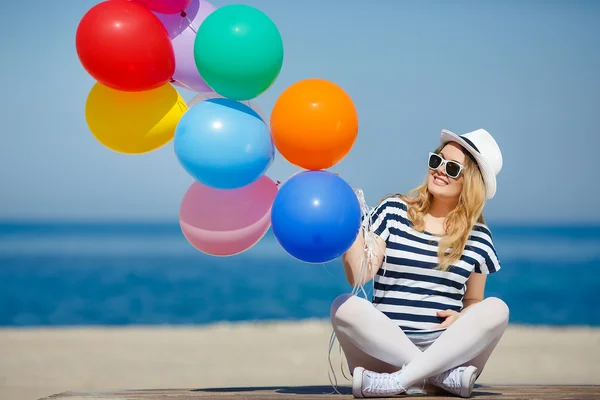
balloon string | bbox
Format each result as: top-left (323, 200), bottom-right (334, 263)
top-left (186, 15), bottom-right (198, 34)
top-left (327, 188), bottom-right (387, 394)
top-left (170, 78), bottom-right (196, 92)
top-left (176, 98), bottom-right (188, 113)
top-left (178, 12), bottom-right (185, 30)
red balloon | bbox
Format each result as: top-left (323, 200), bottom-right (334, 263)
top-left (76, 1), bottom-right (175, 92)
top-left (134, 0), bottom-right (191, 14)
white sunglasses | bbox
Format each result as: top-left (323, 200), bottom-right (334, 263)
top-left (428, 152), bottom-right (464, 179)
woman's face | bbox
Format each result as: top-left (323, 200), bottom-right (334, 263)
top-left (427, 142), bottom-right (466, 201)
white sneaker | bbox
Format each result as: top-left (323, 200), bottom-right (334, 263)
top-left (352, 367), bottom-right (406, 398)
top-left (427, 365), bottom-right (478, 398)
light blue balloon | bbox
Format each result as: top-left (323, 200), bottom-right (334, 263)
top-left (174, 98), bottom-right (274, 189)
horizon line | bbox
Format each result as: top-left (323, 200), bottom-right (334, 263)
top-left (0, 219), bottom-right (599, 229)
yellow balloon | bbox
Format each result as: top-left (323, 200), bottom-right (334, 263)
top-left (85, 83), bottom-right (188, 154)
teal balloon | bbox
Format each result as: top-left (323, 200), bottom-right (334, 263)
top-left (193, 4), bottom-right (283, 100)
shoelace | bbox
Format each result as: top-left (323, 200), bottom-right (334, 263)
top-left (363, 371), bottom-right (404, 394)
top-left (430, 367), bottom-right (464, 389)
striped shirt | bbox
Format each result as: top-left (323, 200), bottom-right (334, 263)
top-left (367, 196), bottom-right (501, 333)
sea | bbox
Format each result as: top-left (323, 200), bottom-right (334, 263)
top-left (0, 223), bottom-right (599, 327)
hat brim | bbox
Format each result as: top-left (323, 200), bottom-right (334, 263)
top-left (440, 129), bottom-right (496, 200)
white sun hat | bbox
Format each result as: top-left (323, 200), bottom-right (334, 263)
top-left (440, 128), bottom-right (503, 200)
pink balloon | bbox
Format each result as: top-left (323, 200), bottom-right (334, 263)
top-left (134, 0), bottom-right (191, 14)
top-left (179, 176), bottom-right (278, 256)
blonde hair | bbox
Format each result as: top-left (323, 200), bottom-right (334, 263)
top-left (386, 144), bottom-right (487, 271)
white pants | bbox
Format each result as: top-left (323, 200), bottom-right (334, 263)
top-left (330, 294), bottom-right (509, 388)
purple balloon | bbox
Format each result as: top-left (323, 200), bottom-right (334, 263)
top-left (155, 0), bottom-right (216, 92)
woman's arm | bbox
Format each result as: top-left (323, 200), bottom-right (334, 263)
top-left (341, 228), bottom-right (387, 287)
top-left (462, 272), bottom-right (487, 310)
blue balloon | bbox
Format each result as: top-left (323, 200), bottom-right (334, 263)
top-left (271, 171), bottom-right (361, 263)
top-left (174, 98), bottom-right (274, 189)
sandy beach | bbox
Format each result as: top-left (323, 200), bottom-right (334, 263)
top-left (1, 321), bottom-right (599, 400)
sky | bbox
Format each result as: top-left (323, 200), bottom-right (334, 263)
top-left (0, 0), bottom-right (599, 224)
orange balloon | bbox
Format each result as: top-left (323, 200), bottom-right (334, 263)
top-left (270, 78), bottom-right (358, 170)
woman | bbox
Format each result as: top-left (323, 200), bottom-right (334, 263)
top-left (330, 128), bottom-right (509, 398)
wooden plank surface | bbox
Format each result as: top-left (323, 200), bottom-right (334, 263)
top-left (41, 385), bottom-right (600, 400)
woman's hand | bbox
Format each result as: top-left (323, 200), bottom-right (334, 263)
top-left (433, 273), bottom-right (487, 328)
top-left (434, 272), bottom-right (487, 329)
top-left (341, 229), bottom-right (386, 287)
top-left (435, 309), bottom-right (461, 328)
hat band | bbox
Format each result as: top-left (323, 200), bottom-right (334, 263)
top-left (460, 136), bottom-right (480, 153)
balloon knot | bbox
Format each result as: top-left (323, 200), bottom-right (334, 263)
top-left (180, 11), bottom-right (187, 18)
top-left (276, 180), bottom-right (282, 186)
top-left (170, 78), bottom-right (176, 83)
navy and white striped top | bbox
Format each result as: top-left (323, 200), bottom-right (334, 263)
top-left (367, 196), bottom-right (501, 333)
